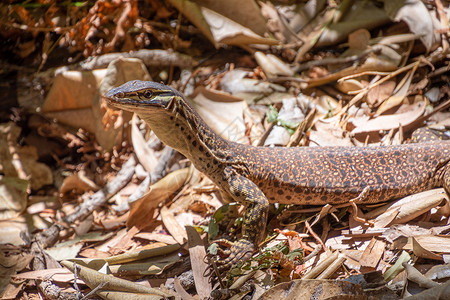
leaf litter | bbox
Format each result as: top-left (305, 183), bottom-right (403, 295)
top-left (0, 0), bottom-right (449, 299)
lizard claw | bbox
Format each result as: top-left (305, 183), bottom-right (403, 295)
top-left (212, 239), bottom-right (255, 270)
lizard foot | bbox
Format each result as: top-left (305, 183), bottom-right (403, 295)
top-left (210, 239), bottom-right (255, 270)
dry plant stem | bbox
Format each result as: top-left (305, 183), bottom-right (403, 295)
top-left (127, 175), bottom-right (150, 205)
top-left (302, 251), bottom-right (339, 279)
top-left (127, 147), bottom-right (176, 203)
top-left (336, 60), bottom-right (422, 117)
top-left (304, 220), bottom-right (328, 254)
top-left (294, 48), bottom-right (377, 72)
top-left (77, 49), bottom-right (197, 70)
top-left (149, 147), bottom-right (177, 184)
top-left (350, 187), bottom-right (374, 226)
top-left (283, 201), bottom-right (353, 215)
top-left (65, 155), bottom-right (136, 224)
top-left (0, 21), bottom-right (72, 33)
top-left (428, 65), bottom-right (450, 77)
top-left (316, 254), bottom-right (346, 279)
top-left (256, 122), bottom-right (275, 147)
top-left (82, 282), bottom-right (108, 300)
top-left (303, 245), bottom-right (323, 263)
top-left (404, 99), bottom-right (450, 134)
top-left (339, 71), bottom-right (392, 81)
top-left (39, 280), bottom-right (77, 300)
top-left (346, 60), bottom-right (421, 96)
top-left (287, 108), bottom-right (316, 147)
top-left (266, 77), bottom-right (307, 83)
top-left (402, 263), bottom-right (439, 288)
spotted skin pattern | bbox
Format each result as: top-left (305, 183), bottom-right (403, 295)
top-left (105, 81), bottom-right (450, 269)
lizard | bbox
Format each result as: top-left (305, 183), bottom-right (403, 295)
top-left (104, 80), bottom-right (450, 269)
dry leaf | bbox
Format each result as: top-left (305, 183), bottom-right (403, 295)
top-left (412, 236), bottom-right (445, 261)
top-left (2, 129), bottom-right (52, 189)
top-left (166, 0), bottom-right (216, 46)
top-left (414, 236), bottom-right (450, 255)
top-left (192, 86), bottom-right (247, 142)
top-left (348, 29), bottom-right (371, 50)
top-left (260, 279), bottom-right (365, 299)
top-left (383, 250), bottom-right (411, 281)
top-left (160, 206), bottom-right (188, 245)
top-left (131, 115), bottom-right (158, 172)
top-left (61, 260), bottom-right (173, 298)
top-left (127, 168), bottom-right (190, 229)
top-left (307, 54), bottom-right (398, 88)
top-left (194, 0), bottom-right (268, 36)
top-left (42, 70), bottom-right (107, 133)
top-left (317, 1), bottom-right (390, 47)
top-left (349, 101), bottom-right (426, 136)
top-left (60, 173), bottom-right (99, 195)
top-left (384, 1), bottom-right (438, 51)
top-left (45, 244), bottom-right (84, 261)
top-left (359, 238), bottom-right (386, 269)
top-left (366, 188), bottom-right (448, 225)
top-left (186, 225), bottom-right (211, 299)
top-left (201, 7), bottom-right (277, 46)
top-left (134, 232), bottom-right (178, 245)
top-left (13, 268), bottom-right (78, 283)
top-left (107, 251), bottom-right (180, 276)
top-left (0, 177), bottom-right (29, 221)
top-left (254, 51), bottom-right (294, 78)
top-left (367, 80), bottom-right (396, 107)
top-left (375, 63), bottom-right (419, 115)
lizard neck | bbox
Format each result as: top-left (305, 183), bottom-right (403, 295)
top-left (136, 96), bottom-right (236, 167)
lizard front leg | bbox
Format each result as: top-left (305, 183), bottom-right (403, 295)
top-left (212, 166), bottom-right (269, 269)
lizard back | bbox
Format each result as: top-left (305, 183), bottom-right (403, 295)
top-left (232, 141), bottom-right (450, 205)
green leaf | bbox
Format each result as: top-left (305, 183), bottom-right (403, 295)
top-left (286, 249), bottom-right (303, 261)
top-left (207, 243), bottom-right (219, 255)
top-left (266, 105), bottom-right (279, 123)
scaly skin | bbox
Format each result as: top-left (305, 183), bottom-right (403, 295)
top-left (104, 80), bottom-right (450, 269)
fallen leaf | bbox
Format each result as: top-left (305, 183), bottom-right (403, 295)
top-left (192, 86), bottom-right (247, 142)
top-left (131, 114), bottom-right (158, 172)
top-left (366, 188), bottom-right (448, 225)
top-left (186, 225), bottom-right (211, 299)
top-left (160, 206), bottom-right (188, 245)
top-left (349, 101), bottom-right (426, 136)
top-left (127, 168), bottom-right (191, 229)
top-left (367, 80), bottom-right (396, 107)
top-left (255, 51), bottom-right (294, 78)
top-left (260, 279), bottom-right (365, 299)
top-left (375, 62), bottom-right (419, 115)
top-left (412, 236), bottom-right (444, 261)
top-left (384, 1), bottom-right (438, 51)
top-left (61, 260), bottom-right (173, 298)
top-left (201, 6), bottom-right (277, 46)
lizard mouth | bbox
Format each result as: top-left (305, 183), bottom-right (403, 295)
top-left (103, 94), bottom-right (166, 112)
top-left (102, 95), bottom-right (156, 115)
top-left (104, 88), bottom-right (173, 111)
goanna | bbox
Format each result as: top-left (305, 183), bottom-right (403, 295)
top-left (104, 80), bottom-right (450, 269)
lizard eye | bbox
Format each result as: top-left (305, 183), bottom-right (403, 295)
top-left (143, 90), bottom-right (153, 98)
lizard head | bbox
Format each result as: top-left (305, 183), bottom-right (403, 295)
top-left (104, 80), bottom-right (180, 113)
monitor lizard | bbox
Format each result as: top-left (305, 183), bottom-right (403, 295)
top-left (104, 80), bottom-right (450, 269)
